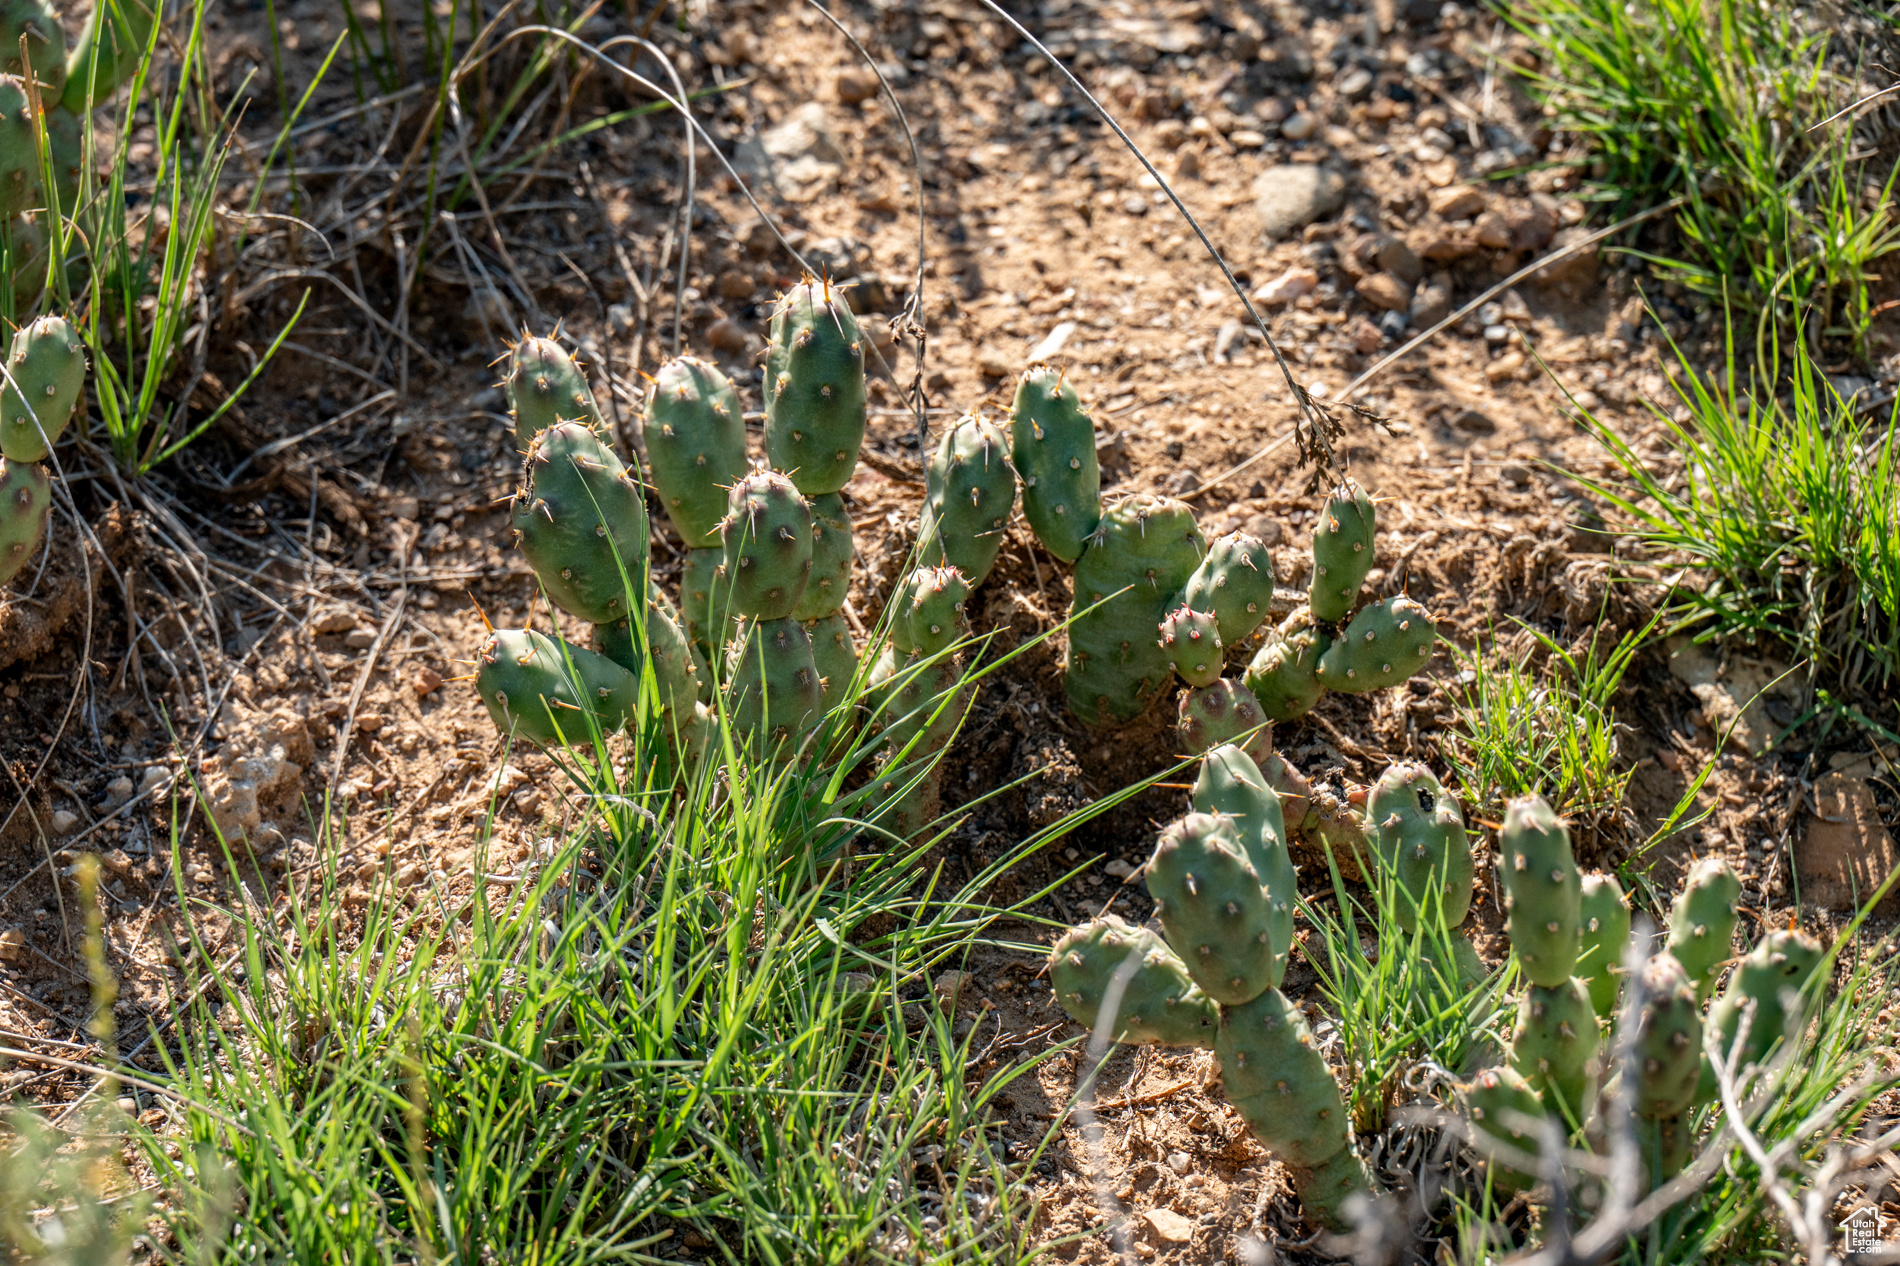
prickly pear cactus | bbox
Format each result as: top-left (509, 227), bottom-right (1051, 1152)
top-left (866, 750), bottom-right (941, 843)
top-left (1577, 872), bottom-right (1632, 1019)
top-left (1666, 856), bottom-right (1740, 1001)
top-left (868, 644), bottom-right (967, 760)
top-left (0, 0), bottom-right (66, 99)
top-left (1191, 745), bottom-right (1296, 984)
top-left (1309, 480), bottom-right (1376, 623)
top-left (1696, 928), bottom-right (1825, 1105)
top-left (1303, 784), bottom-right (1372, 883)
top-left (1313, 595), bottom-right (1435, 694)
top-left (1146, 812), bottom-right (1280, 1006)
top-left (1244, 610), bottom-right (1331, 722)
top-left (680, 546), bottom-right (729, 652)
top-left (791, 493), bottom-right (854, 621)
top-left (1158, 604), bottom-right (1223, 687)
top-left (1181, 531), bottom-right (1276, 646)
top-left (903, 564), bottom-right (971, 658)
top-left (1365, 762), bottom-right (1472, 933)
top-left (725, 615), bottom-right (823, 749)
top-left (0, 453), bottom-right (48, 585)
top-left (61, 0), bottom-right (158, 113)
top-left (1177, 679), bottom-right (1270, 761)
top-left (513, 422), bottom-right (649, 625)
top-left (718, 471), bottom-right (813, 622)
top-left (476, 628), bottom-right (638, 747)
top-left (762, 279), bottom-right (867, 496)
top-left (595, 596), bottom-right (703, 716)
top-left (506, 336), bottom-right (601, 451)
top-left (1048, 916), bottom-right (1218, 1048)
top-left (919, 414), bottom-right (1016, 587)
top-left (805, 612), bottom-right (858, 713)
top-left (1631, 952), bottom-right (1702, 1120)
top-left (0, 76), bottom-right (36, 218)
top-left (1498, 794), bottom-right (1582, 989)
top-left (1508, 975), bottom-right (1599, 1117)
top-left (1460, 1065), bottom-right (1545, 1194)
top-left (1065, 494), bottom-right (1205, 726)
top-left (0, 314), bottom-right (85, 463)
top-left (641, 354), bottom-right (747, 548)
top-left (1636, 1113), bottom-right (1692, 1187)
top-left (1009, 365), bottom-right (1100, 562)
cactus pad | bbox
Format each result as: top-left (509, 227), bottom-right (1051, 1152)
top-left (903, 565), bottom-right (972, 659)
top-left (1666, 856), bottom-right (1740, 1001)
top-left (866, 750), bottom-right (941, 842)
top-left (805, 611), bottom-right (859, 714)
top-left (1009, 365), bottom-right (1101, 562)
top-left (1244, 613), bottom-right (1331, 722)
top-left (718, 471), bottom-right (813, 622)
top-left (1498, 794), bottom-right (1582, 988)
top-left (1578, 872), bottom-right (1632, 1019)
top-left (641, 354), bottom-right (747, 548)
top-left (506, 336), bottom-right (601, 451)
top-left (1145, 812), bottom-right (1279, 1005)
top-left (1191, 745), bottom-right (1296, 983)
top-left (476, 628), bottom-right (638, 747)
top-left (1366, 761), bottom-right (1472, 933)
top-left (513, 422), bottom-right (650, 625)
top-left (762, 279), bottom-right (867, 495)
top-left (1158, 604), bottom-right (1223, 687)
top-left (1313, 595), bottom-right (1435, 694)
top-left (868, 643), bottom-right (968, 759)
top-left (1697, 928), bottom-right (1825, 1104)
top-left (1309, 480), bottom-right (1376, 623)
top-left (1216, 987), bottom-right (1353, 1168)
top-left (725, 615), bottom-right (823, 749)
top-left (679, 546), bottom-right (730, 652)
top-left (594, 599), bottom-right (702, 716)
top-left (1460, 1065), bottom-right (1546, 1194)
top-left (0, 313), bottom-right (85, 463)
top-left (1048, 916), bottom-right (1218, 1048)
top-left (1631, 952), bottom-right (1702, 1120)
top-left (1509, 976), bottom-right (1599, 1118)
top-left (0, 0), bottom-right (66, 99)
top-left (1182, 531), bottom-right (1276, 646)
top-left (1177, 679), bottom-right (1271, 762)
top-left (1065, 494), bottom-right (1206, 726)
top-left (919, 414), bottom-right (1016, 587)
top-left (0, 454), bottom-right (48, 585)
top-left (791, 492), bottom-right (854, 621)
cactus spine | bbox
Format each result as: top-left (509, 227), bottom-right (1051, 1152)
top-left (1177, 679), bottom-right (1270, 762)
top-left (1244, 609), bottom-right (1331, 722)
top-left (791, 492), bottom-right (854, 622)
top-left (1009, 365), bottom-right (1100, 562)
top-left (641, 354), bottom-right (746, 548)
top-left (1313, 595), bottom-right (1436, 693)
top-left (1157, 604), bottom-right (1223, 687)
top-left (1181, 530), bottom-right (1275, 646)
top-left (0, 452), bottom-right (48, 584)
top-left (762, 279), bottom-right (867, 495)
top-left (1065, 494), bottom-right (1205, 726)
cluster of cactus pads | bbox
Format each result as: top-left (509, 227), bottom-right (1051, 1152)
top-left (0, 313), bottom-right (84, 586)
top-left (1049, 754), bottom-right (1827, 1226)
top-left (0, 0), bottom-right (157, 303)
top-left (1464, 798), bottom-right (1826, 1197)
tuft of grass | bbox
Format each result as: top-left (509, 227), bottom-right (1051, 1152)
top-left (1571, 330), bottom-right (1900, 717)
top-left (1507, 0), bottom-right (1900, 351)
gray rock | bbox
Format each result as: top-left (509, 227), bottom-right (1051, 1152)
top-left (734, 102), bottom-right (844, 201)
top-left (1253, 165), bottom-right (1346, 240)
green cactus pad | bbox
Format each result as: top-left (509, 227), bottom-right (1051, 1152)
top-left (507, 336), bottom-right (602, 452)
top-left (61, 0), bottom-right (157, 113)
top-left (679, 545), bottom-right (732, 654)
top-left (594, 596), bottom-right (703, 717)
top-left (476, 628), bottom-right (638, 747)
top-left (1309, 480), bottom-right (1376, 623)
top-left (1499, 794), bottom-right (1583, 988)
top-left (791, 492), bottom-right (854, 621)
top-left (641, 354), bottom-right (746, 548)
top-left (919, 414), bottom-right (1016, 587)
top-left (1243, 614), bottom-right (1331, 722)
top-left (0, 313), bottom-right (85, 463)
top-left (1461, 1064), bottom-right (1546, 1194)
top-left (0, 0), bottom-right (66, 99)
top-left (762, 279), bottom-right (867, 495)
top-left (1009, 365), bottom-right (1100, 562)
top-left (1631, 952), bottom-right (1702, 1120)
top-left (1313, 595), bottom-right (1435, 694)
top-left (866, 753), bottom-right (941, 842)
top-left (1048, 915), bottom-right (1219, 1048)
top-left (1145, 812), bottom-right (1278, 1006)
top-left (1696, 928), bottom-right (1825, 1105)
top-left (1182, 530), bottom-right (1276, 645)
top-left (1578, 872), bottom-right (1632, 1019)
top-left (725, 615), bottom-right (823, 750)
top-left (513, 422), bottom-right (650, 625)
top-left (868, 642), bottom-right (968, 759)
top-left (1290, 1148), bottom-right (1371, 1232)
top-left (903, 565), bottom-right (973, 660)
top-left (1177, 679), bottom-right (1271, 763)
top-left (1191, 745), bottom-right (1296, 984)
top-left (1636, 1114), bottom-right (1692, 1188)
top-left (718, 471), bottom-right (813, 622)
top-left (1158, 604), bottom-right (1224, 687)
top-left (805, 612), bottom-right (858, 714)
top-left (1064, 494), bottom-right (1206, 727)
top-left (0, 76), bottom-right (35, 217)
top-left (1666, 856), bottom-right (1741, 1001)
top-left (1217, 987), bottom-right (1352, 1169)
top-left (0, 454), bottom-right (48, 585)
top-left (1509, 976), bottom-right (1599, 1118)
top-left (1366, 761), bottom-right (1472, 933)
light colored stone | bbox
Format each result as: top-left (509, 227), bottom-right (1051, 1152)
top-left (201, 700), bottom-right (314, 841)
top-left (0, 928), bottom-right (23, 961)
top-left (735, 102), bottom-right (844, 201)
top-left (1252, 266), bottom-right (1319, 306)
top-left (1428, 185), bottom-right (1486, 219)
top-left (1797, 774), bottom-right (1898, 913)
top-left (1664, 637), bottom-right (1809, 756)
top-left (1029, 321), bottom-right (1078, 362)
top-left (1356, 272), bottom-right (1413, 312)
top-left (312, 608), bottom-right (357, 635)
top-left (48, 809), bottom-right (79, 835)
top-left (1143, 1207), bottom-right (1195, 1243)
top-left (344, 628), bottom-right (376, 649)
top-left (1104, 858), bottom-right (1135, 878)
top-left (1279, 113), bottom-right (1317, 141)
top-left (485, 763), bottom-right (529, 797)
top-left (1484, 349), bottom-right (1526, 380)
top-left (933, 970), bottom-right (970, 1011)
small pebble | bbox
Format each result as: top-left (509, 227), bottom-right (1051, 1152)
top-left (49, 809), bottom-right (79, 835)
top-left (344, 628), bottom-right (376, 650)
top-left (1280, 113), bottom-right (1317, 141)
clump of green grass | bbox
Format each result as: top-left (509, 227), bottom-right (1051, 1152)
top-left (1572, 333), bottom-right (1900, 719)
top-left (1507, 0), bottom-right (1900, 351)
